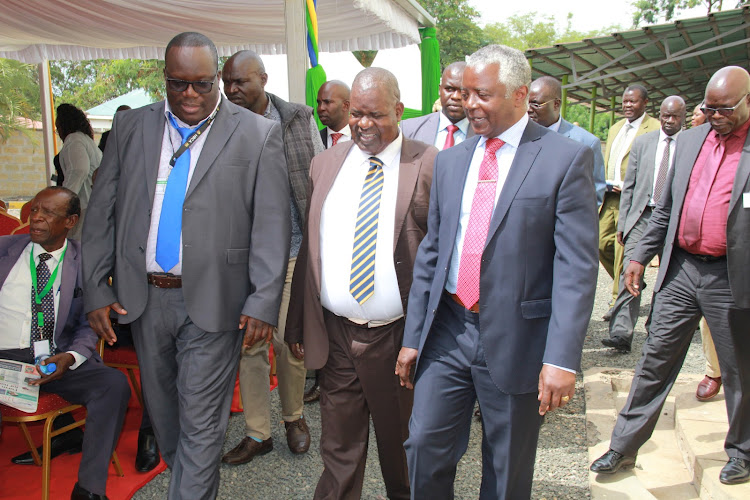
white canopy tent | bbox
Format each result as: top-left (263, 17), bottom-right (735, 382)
top-left (0, 0), bottom-right (434, 185)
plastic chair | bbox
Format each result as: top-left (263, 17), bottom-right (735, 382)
top-left (102, 345), bottom-right (143, 407)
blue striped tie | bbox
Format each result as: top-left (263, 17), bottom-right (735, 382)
top-left (350, 157), bottom-right (384, 304)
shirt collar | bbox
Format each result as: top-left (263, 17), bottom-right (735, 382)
top-left (477, 113), bottom-right (528, 150)
top-left (32, 239), bottom-right (67, 263)
top-left (438, 111), bottom-right (470, 136)
top-left (164, 97), bottom-right (220, 130)
top-left (659, 128), bottom-right (679, 142)
top-left (626, 113), bottom-right (646, 131)
top-left (355, 131), bottom-right (403, 167)
top-left (328, 124), bottom-right (351, 136)
top-left (547, 115), bottom-right (563, 133)
top-left (717, 116), bottom-right (750, 141)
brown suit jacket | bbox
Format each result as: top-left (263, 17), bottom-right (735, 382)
top-left (285, 137), bottom-right (438, 369)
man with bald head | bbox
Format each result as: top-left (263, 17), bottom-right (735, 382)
top-left (220, 49), bottom-right (322, 464)
top-left (286, 67), bottom-right (438, 499)
top-left (401, 61), bottom-right (473, 149)
top-left (317, 80), bottom-right (351, 148)
top-left (592, 67), bottom-right (750, 485)
top-left (602, 96), bottom-right (686, 353)
top-left (528, 76), bottom-right (606, 206)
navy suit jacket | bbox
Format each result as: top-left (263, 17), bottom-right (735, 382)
top-left (0, 235), bottom-right (98, 359)
top-left (558, 119), bottom-right (606, 207)
top-left (401, 111), bottom-right (475, 147)
top-left (403, 120), bottom-right (599, 394)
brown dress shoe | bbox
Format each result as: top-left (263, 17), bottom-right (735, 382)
top-left (303, 384), bottom-right (320, 403)
top-left (696, 375), bottom-right (722, 401)
top-left (285, 417), bottom-right (311, 454)
top-left (221, 437), bottom-right (273, 465)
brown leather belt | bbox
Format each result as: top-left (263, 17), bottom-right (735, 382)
top-left (147, 273), bottom-right (182, 288)
top-left (448, 292), bottom-right (479, 313)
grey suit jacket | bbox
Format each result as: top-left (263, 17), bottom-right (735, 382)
top-left (403, 120), bottom-right (599, 394)
top-left (0, 235), bottom-right (98, 359)
top-left (82, 97), bottom-right (291, 332)
top-left (558, 119), bottom-right (606, 206)
top-left (617, 130), bottom-right (661, 238)
top-left (632, 123), bottom-right (750, 308)
top-left (401, 111), bottom-right (474, 148)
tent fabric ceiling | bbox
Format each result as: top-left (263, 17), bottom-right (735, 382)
top-left (526, 6), bottom-right (750, 113)
top-left (0, 0), bottom-right (423, 62)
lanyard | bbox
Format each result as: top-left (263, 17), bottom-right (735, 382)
top-left (29, 246), bottom-right (66, 328)
top-left (169, 104), bottom-right (220, 167)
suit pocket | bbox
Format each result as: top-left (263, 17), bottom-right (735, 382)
top-left (513, 197), bottom-right (549, 207)
top-left (226, 248), bottom-right (250, 264)
top-left (520, 298), bottom-right (552, 319)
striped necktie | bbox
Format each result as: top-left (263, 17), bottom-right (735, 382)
top-left (350, 157), bottom-right (384, 305)
top-left (331, 132), bottom-right (343, 146)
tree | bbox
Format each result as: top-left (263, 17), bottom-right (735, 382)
top-left (631, 0), bottom-right (744, 27)
top-left (0, 58), bottom-right (41, 143)
top-left (417, 0), bottom-right (484, 66)
top-left (565, 103), bottom-right (612, 141)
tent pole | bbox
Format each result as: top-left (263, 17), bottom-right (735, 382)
top-left (561, 74), bottom-right (568, 120)
top-left (285, 0), bottom-right (307, 104)
top-left (38, 60), bottom-right (56, 187)
top-left (589, 85), bottom-right (597, 132)
top-left (610, 96), bottom-right (617, 127)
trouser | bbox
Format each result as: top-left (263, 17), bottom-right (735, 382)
top-left (598, 192), bottom-right (624, 303)
top-left (701, 318), bottom-right (722, 378)
top-left (131, 286), bottom-right (242, 500)
top-left (1, 349), bottom-right (130, 496)
top-left (405, 294), bottom-right (542, 500)
top-left (314, 311), bottom-right (412, 500)
top-left (239, 258), bottom-right (306, 440)
top-left (610, 250), bottom-right (750, 460)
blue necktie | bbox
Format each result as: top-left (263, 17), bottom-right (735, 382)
top-left (156, 115), bottom-right (194, 272)
top-left (350, 157), bottom-right (384, 304)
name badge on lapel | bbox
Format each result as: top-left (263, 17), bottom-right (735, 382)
top-left (744, 193), bottom-right (750, 208)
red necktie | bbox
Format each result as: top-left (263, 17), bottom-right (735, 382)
top-left (443, 124), bottom-right (459, 150)
top-left (455, 138), bottom-right (504, 309)
top-left (681, 134), bottom-right (726, 245)
top-left (331, 132), bottom-right (343, 146)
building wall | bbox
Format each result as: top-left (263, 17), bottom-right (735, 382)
top-left (0, 130), bottom-right (48, 200)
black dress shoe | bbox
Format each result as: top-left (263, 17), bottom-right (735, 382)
top-left (719, 457), bottom-right (750, 485)
top-left (590, 449), bottom-right (636, 474)
top-left (135, 427), bottom-right (160, 472)
top-left (601, 337), bottom-right (631, 353)
top-left (11, 429), bottom-right (83, 465)
top-left (71, 482), bottom-right (109, 500)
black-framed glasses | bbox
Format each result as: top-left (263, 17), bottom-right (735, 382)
top-left (166, 77), bottom-right (215, 94)
top-left (700, 94), bottom-right (749, 117)
top-left (528, 99), bottom-right (556, 110)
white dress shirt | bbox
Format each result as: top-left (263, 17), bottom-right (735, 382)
top-left (325, 125), bottom-right (351, 148)
top-left (319, 134), bottom-right (404, 322)
top-left (649, 129), bottom-right (679, 206)
top-left (145, 99), bottom-right (219, 274)
top-left (434, 113), bottom-right (470, 149)
top-left (446, 114), bottom-right (529, 294)
top-left (0, 240), bottom-right (85, 369)
top-left (609, 113), bottom-right (645, 185)
top-left (547, 115), bottom-right (562, 133)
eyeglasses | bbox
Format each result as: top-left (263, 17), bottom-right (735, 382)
top-left (166, 77), bottom-right (215, 94)
top-left (528, 99), bottom-right (556, 111)
top-left (700, 94), bottom-right (749, 117)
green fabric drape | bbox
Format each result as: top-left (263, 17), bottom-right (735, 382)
top-left (419, 27), bottom-right (441, 116)
top-left (306, 65), bottom-right (327, 129)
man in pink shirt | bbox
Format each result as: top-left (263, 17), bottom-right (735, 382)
top-left (591, 66), bottom-right (750, 486)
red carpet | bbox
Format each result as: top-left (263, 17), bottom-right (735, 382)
top-left (0, 372), bottom-right (166, 500)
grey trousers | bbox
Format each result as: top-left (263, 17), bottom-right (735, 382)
top-left (610, 249), bottom-right (750, 460)
top-left (131, 286), bottom-right (242, 500)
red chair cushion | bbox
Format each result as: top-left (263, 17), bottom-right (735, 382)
top-left (1, 392), bottom-right (74, 418)
top-left (102, 345), bottom-right (139, 365)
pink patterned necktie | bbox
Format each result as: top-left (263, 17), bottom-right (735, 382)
top-left (443, 124), bottom-right (459, 150)
top-left (331, 132), bottom-right (343, 146)
top-left (455, 138), bottom-right (504, 309)
top-left (681, 134), bottom-right (726, 245)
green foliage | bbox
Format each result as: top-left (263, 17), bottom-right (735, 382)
top-left (417, 0), bottom-right (484, 67)
top-left (0, 58), bottom-right (41, 144)
top-left (630, 0), bottom-right (744, 27)
top-left (483, 13), bottom-right (621, 51)
top-left (352, 51), bottom-right (378, 67)
top-left (50, 59), bottom-right (164, 110)
top-left (564, 103), bottom-right (612, 141)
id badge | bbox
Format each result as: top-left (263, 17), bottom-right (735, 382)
top-left (33, 339), bottom-right (51, 357)
top-left (743, 192), bottom-right (750, 208)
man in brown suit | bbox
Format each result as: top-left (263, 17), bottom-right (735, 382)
top-left (285, 67), bottom-right (437, 500)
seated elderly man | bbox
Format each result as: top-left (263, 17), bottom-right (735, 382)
top-left (0, 187), bottom-right (130, 500)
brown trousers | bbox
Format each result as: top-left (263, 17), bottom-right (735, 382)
top-left (314, 311), bottom-right (412, 500)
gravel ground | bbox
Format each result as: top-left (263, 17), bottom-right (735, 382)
top-left (133, 264), bottom-right (708, 499)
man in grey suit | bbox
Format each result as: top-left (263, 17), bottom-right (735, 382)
top-left (401, 62), bottom-right (473, 149)
top-left (528, 76), bottom-right (606, 207)
top-left (603, 96), bottom-right (686, 352)
top-left (396, 44), bottom-right (599, 499)
top-left (591, 66), bottom-right (750, 486)
top-left (82, 32), bottom-right (290, 500)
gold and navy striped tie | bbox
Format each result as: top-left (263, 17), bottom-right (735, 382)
top-left (350, 156), bottom-right (384, 304)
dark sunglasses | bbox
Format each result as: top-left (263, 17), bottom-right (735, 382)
top-left (166, 77), bottom-right (215, 94)
top-left (701, 93), bottom-right (749, 117)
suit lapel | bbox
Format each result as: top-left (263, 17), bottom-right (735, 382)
top-left (485, 123), bottom-right (542, 245)
top-left (0, 236), bottom-right (31, 286)
top-left (55, 240), bottom-right (77, 339)
top-left (426, 113), bottom-right (440, 144)
top-left (393, 139), bottom-right (421, 251)
top-left (142, 103), bottom-right (165, 204)
top-left (673, 126), bottom-right (711, 209)
top-left (729, 131), bottom-right (750, 213)
top-left (640, 134), bottom-right (659, 191)
top-left (186, 98), bottom-right (239, 199)
top-left (446, 137), bottom-right (480, 246)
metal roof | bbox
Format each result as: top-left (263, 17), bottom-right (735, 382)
top-left (526, 6), bottom-right (750, 113)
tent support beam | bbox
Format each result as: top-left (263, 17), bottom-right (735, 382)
top-left (38, 61), bottom-right (56, 187)
top-left (285, 0), bottom-right (307, 104)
